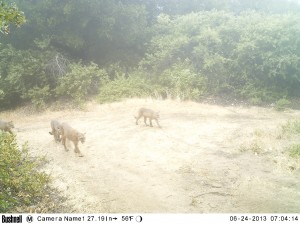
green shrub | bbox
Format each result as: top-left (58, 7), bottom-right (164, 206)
top-left (25, 85), bottom-right (51, 110)
top-left (289, 144), bottom-right (300, 158)
top-left (98, 72), bottom-right (154, 103)
top-left (56, 62), bottom-right (109, 105)
top-left (0, 44), bottom-right (58, 110)
top-left (0, 132), bottom-right (65, 213)
top-left (249, 97), bottom-right (263, 106)
top-left (142, 11), bottom-right (300, 103)
top-left (274, 98), bottom-right (291, 111)
top-left (158, 61), bottom-right (207, 100)
top-left (281, 120), bottom-right (300, 135)
top-left (239, 84), bottom-right (281, 105)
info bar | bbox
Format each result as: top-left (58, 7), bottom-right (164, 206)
top-left (1, 214), bottom-right (299, 225)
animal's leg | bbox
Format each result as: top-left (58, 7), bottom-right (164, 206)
top-left (135, 116), bottom-right (141, 125)
top-left (144, 117), bottom-right (148, 126)
top-left (149, 119), bottom-right (153, 127)
top-left (62, 136), bottom-right (69, 151)
top-left (74, 142), bottom-right (83, 157)
top-left (155, 119), bottom-right (161, 128)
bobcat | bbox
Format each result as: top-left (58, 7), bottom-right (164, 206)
top-left (49, 120), bottom-right (62, 142)
top-left (60, 122), bottom-right (85, 157)
top-left (135, 107), bottom-right (161, 128)
top-left (0, 120), bottom-right (14, 134)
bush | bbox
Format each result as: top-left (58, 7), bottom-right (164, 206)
top-left (26, 85), bottom-right (51, 110)
top-left (98, 72), bottom-right (154, 103)
top-left (158, 61), bottom-right (207, 100)
top-left (289, 144), bottom-right (300, 158)
top-left (249, 97), bottom-right (263, 106)
top-left (0, 44), bottom-right (62, 110)
top-left (274, 98), bottom-right (291, 111)
top-left (0, 132), bottom-right (66, 212)
top-left (281, 120), bottom-right (300, 136)
top-left (56, 62), bottom-right (109, 105)
top-left (142, 11), bottom-right (300, 103)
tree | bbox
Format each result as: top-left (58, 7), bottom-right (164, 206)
top-left (9, 0), bottom-right (148, 66)
top-left (141, 10), bottom-right (300, 101)
top-left (0, 1), bottom-right (25, 34)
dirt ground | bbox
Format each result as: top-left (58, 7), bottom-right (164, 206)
top-left (3, 98), bottom-right (300, 213)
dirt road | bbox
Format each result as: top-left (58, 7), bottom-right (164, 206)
top-left (5, 98), bottom-right (300, 213)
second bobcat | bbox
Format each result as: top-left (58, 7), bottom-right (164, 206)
top-left (135, 107), bottom-right (161, 128)
top-left (60, 122), bottom-right (86, 157)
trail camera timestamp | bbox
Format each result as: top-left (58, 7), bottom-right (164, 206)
top-left (230, 215), bottom-right (299, 222)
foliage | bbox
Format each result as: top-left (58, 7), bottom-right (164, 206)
top-left (0, 132), bottom-right (49, 212)
top-left (280, 119), bottom-right (300, 159)
top-left (281, 120), bottom-right (300, 135)
top-left (249, 97), bottom-right (263, 106)
top-left (45, 53), bottom-right (70, 81)
top-left (274, 98), bottom-right (291, 111)
top-left (1, 1), bottom-right (300, 109)
top-left (98, 61), bottom-right (207, 103)
top-left (289, 144), bottom-right (300, 158)
top-left (146, 0), bottom-right (300, 16)
top-left (141, 11), bottom-right (300, 103)
top-left (26, 85), bottom-right (51, 110)
top-left (0, 44), bottom-right (55, 109)
top-left (56, 62), bottom-right (109, 105)
top-left (157, 60), bottom-right (207, 100)
top-left (0, 43), bottom-right (108, 110)
top-left (9, 0), bottom-right (149, 66)
top-left (0, 1), bottom-right (25, 34)
top-left (98, 72), bottom-right (154, 103)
